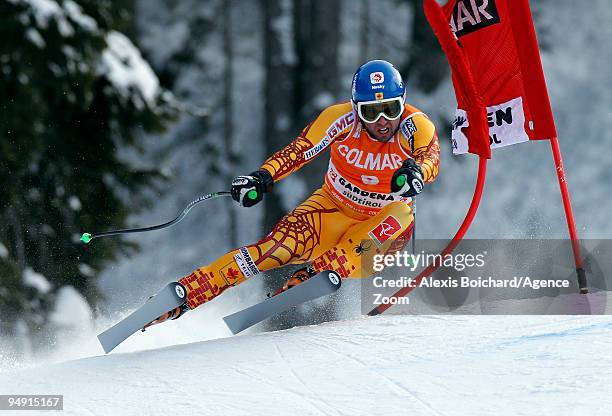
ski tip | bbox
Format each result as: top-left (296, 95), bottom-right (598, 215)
top-left (222, 316), bottom-right (241, 335)
top-left (80, 233), bottom-right (92, 244)
top-left (97, 333), bottom-right (113, 354)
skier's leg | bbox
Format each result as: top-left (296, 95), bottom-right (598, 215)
top-left (310, 201), bottom-right (414, 278)
top-left (178, 187), bottom-right (351, 311)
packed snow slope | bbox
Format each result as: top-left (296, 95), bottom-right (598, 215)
top-left (2, 315), bottom-right (612, 416)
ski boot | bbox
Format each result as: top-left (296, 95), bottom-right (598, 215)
top-left (142, 296), bottom-right (189, 331)
top-left (269, 265), bottom-right (317, 297)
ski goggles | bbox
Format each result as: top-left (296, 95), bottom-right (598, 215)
top-left (356, 96), bottom-right (404, 123)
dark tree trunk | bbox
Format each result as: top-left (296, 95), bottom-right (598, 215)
top-left (262, 0), bottom-right (298, 231)
top-left (223, 0), bottom-right (238, 247)
top-left (293, 0), bottom-right (341, 191)
top-left (359, 0), bottom-right (370, 63)
top-left (403, 0), bottom-right (448, 93)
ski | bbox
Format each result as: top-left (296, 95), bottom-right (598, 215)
top-left (223, 270), bottom-right (342, 334)
top-left (97, 282), bottom-right (187, 354)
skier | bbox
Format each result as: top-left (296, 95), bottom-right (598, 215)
top-left (145, 59), bottom-right (440, 327)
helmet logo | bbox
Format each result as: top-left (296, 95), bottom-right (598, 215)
top-left (370, 72), bottom-right (384, 84)
top-left (375, 92), bottom-right (384, 101)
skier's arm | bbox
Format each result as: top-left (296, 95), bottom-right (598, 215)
top-left (399, 114), bottom-right (440, 183)
top-left (260, 104), bottom-right (355, 181)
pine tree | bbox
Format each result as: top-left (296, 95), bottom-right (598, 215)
top-left (0, 0), bottom-right (172, 341)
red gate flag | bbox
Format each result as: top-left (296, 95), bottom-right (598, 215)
top-left (424, 0), bottom-right (557, 156)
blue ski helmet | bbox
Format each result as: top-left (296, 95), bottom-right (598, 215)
top-left (351, 60), bottom-right (405, 103)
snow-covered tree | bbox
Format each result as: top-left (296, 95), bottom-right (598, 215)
top-left (0, 0), bottom-right (172, 341)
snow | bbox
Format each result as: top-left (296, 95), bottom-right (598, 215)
top-left (1, 315), bottom-right (611, 415)
top-left (49, 286), bottom-right (93, 329)
top-left (99, 31), bottom-right (161, 109)
top-left (0, 242), bottom-right (8, 259)
top-left (40, 224), bottom-right (55, 236)
top-left (270, 0), bottom-right (297, 66)
top-left (25, 27), bottom-right (45, 48)
top-left (17, 73), bottom-right (29, 85)
top-left (22, 267), bottom-right (51, 294)
top-left (9, 0), bottom-right (64, 29)
top-left (77, 263), bottom-right (95, 277)
top-left (62, 0), bottom-right (98, 33)
top-left (67, 195), bottom-right (81, 211)
top-left (8, 0), bottom-right (98, 35)
top-left (276, 174), bottom-right (308, 211)
top-left (312, 91), bottom-right (335, 109)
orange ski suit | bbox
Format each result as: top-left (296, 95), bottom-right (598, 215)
top-left (180, 102), bottom-right (440, 310)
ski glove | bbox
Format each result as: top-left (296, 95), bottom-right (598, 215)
top-left (391, 159), bottom-right (424, 198)
top-left (231, 169), bottom-right (274, 207)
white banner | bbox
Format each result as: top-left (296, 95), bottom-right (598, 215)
top-left (451, 96), bottom-right (530, 155)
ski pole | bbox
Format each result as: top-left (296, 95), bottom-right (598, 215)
top-left (80, 191), bottom-right (232, 244)
top-left (393, 174), bottom-right (417, 253)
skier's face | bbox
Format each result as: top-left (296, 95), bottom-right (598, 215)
top-left (362, 115), bottom-right (401, 142)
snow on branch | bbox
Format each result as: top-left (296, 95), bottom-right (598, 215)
top-left (23, 267), bottom-right (52, 294)
top-left (98, 31), bottom-right (161, 110)
top-left (8, 0), bottom-right (98, 36)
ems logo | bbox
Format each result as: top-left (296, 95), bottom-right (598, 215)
top-left (370, 71), bottom-right (384, 84)
top-left (450, 0), bottom-right (500, 38)
top-left (368, 215), bottom-right (402, 246)
top-left (375, 92), bottom-right (384, 101)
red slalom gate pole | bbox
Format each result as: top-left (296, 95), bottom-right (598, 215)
top-left (368, 156), bottom-right (488, 316)
top-left (549, 136), bottom-right (588, 294)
